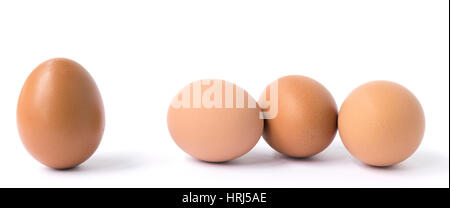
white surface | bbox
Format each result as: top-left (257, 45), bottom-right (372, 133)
top-left (0, 0), bottom-right (448, 188)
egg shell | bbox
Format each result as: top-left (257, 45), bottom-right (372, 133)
top-left (167, 79), bottom-right (263, 162)
top-left (259, 75), bottom-right (338, 157)
top-left (338, 81), bottom-right (425, 167)
top-left (17, 58), bottom-right (105, 169)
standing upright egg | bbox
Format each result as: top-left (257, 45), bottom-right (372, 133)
top-left (17, 58), bottom-right (105, 169)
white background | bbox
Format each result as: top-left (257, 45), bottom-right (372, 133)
top-left (0, 0), bottom-right (448, 188)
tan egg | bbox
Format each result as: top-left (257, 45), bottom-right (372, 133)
top-left (167, 79), bottom-right (263, 162)
top-left (17, 58), bottom-right (105, 169)
top-left (338, 81), bottom-right (425, 167)
top-left (259, 75), bottom-right (338, 157)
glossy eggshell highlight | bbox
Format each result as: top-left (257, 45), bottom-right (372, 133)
top-left (167, 80), bottom-right (263, 162)
top-left (17, 58), bottom-right (105, 169)
top-left (338, 81), bottom-right (425, 167)
top-left (259, 75), bottom-right (338, 157)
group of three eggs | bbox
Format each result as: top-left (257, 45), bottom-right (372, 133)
top-left (17, 58), bottom-right (425, 169)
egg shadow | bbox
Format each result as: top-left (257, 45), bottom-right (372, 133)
top-left (45, 151), bottom-right (146, 174)
top-left (356, 150), bottom-right (449, 173)
top-left (187, 150), bottom-right (284, 168)
top-left (186, 141), bottom-right (355, 168)
top-left (228, 151), bottom-right (284, 167)
top-left (273, 143), bottom-right (352, 164)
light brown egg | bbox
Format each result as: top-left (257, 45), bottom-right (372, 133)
top-left (259, 75), bottom-right (338, 157)
top-left (338, 81), bottom-right (425, 167)
top-left (167, 79), bottom-right (263, 162)
top-left (17, 58), bottom-right (105, 169)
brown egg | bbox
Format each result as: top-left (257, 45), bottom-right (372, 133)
top-left (17, 58), bottom-right (105, 169)
top-left (259, 75), bottom-right (337, 157)
top-left (167, 79), bottom-right (263, 162)
top-left (338, 81), bottom-right (425, 167)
